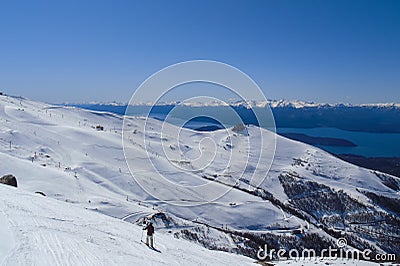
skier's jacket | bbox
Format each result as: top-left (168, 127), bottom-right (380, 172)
top-left (145, 223), bottom-right (154, 236)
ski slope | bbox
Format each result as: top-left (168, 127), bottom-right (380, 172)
top-left (0, 94), bottom-right (399, 264)
top-left (0, 185), bottom-right (254, 265)
top-left (0, 95), bottom-right (296, 231)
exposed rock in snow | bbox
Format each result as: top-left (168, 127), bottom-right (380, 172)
top-left (0, 174), bottom-right (18, 187)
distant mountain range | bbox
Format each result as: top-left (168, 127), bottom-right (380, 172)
top-left (65, 99), bottom-right (400, 109)
top-left (70, 100), bottom-right (400, 133)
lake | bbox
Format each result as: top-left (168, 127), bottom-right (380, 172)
top-left (277, 127), bottom-right (400, 157)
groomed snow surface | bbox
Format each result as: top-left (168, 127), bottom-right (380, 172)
top-left (0, 186), bottom-right (385, 265)
top-left (0, 185), bottom-right (254, 265)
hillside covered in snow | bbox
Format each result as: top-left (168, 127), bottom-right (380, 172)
top-left (0, 184), bottom-right (255, 265)
top-left (1, 94), bottom-right (399, 264)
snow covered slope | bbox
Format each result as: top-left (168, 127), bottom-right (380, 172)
top-left (0, 185), bottom-right (253, 265)
top-left (1, 94), bottom-right (399, 263)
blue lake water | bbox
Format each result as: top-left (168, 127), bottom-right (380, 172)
top-left (276, 127), bottom-right (400, 157)
top-left (71, 104), bottom-right (400, 158)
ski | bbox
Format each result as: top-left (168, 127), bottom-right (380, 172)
top-left (140, 240), bottom-right (161, 253)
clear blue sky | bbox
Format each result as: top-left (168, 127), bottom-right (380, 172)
top-left (0, 0), bottom-right (399, 104)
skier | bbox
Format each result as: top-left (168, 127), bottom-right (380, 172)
top-left (143, 221), bottom-right (155, 248)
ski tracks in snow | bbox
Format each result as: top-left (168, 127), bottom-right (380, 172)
top-left (1, 194), bottom-right (103, 265)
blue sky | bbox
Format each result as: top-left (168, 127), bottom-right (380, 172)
top-left (0, 0), bottom-right (399, 104)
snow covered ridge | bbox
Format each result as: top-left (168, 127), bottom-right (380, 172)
top-left (1, 94), bottom-right (400, 264)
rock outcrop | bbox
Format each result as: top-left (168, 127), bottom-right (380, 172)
top-left (0, 174), bottom-right (18, 187)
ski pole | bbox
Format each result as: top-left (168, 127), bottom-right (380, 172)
top-left (141, 227), bottom-right (144, 242)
